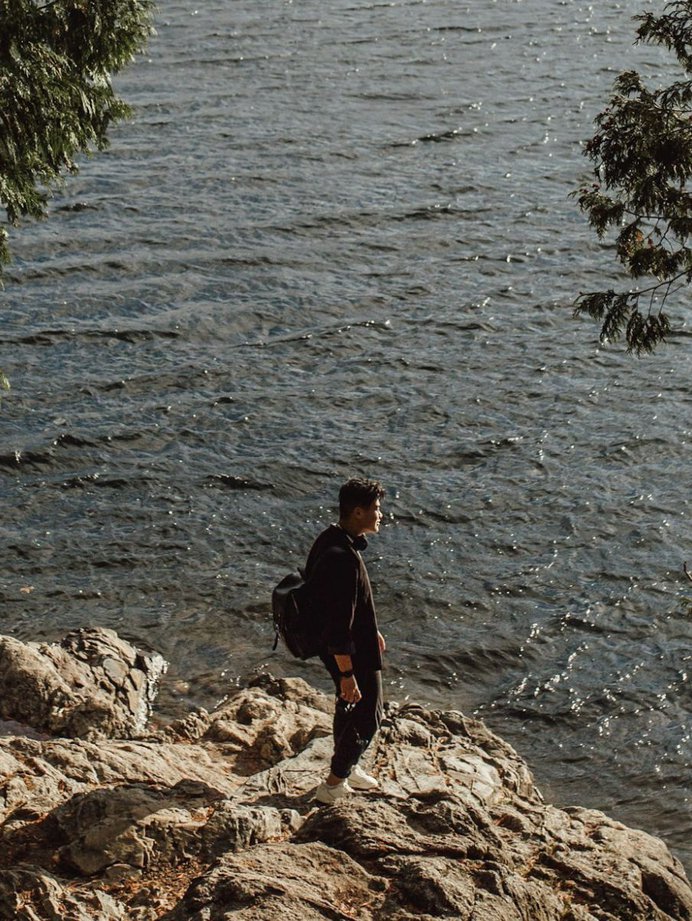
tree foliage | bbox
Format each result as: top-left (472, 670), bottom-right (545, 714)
top-left (0, 0), bottom-right (154, 272)
top-left (574, 1), bottom-right (692, 353)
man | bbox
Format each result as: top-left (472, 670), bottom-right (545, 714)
top-left (305, 477), bottom-right (386, 804)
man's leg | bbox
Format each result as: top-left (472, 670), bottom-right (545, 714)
top-left (316, 656), bottom-right (383, 804)
top-left (328, 666), bottom-right (383, 780)
top-left (320, 654), bottom-right (351, 779)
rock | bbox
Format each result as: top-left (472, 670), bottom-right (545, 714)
top-left (200, 801), bottom-right (303, 859)
top-left (0, 735), bottom-right (238, 834)
top-left (161, 841), bottom-right (387, 921)
top-left (237, 734), bottom-right (336, 804)
top-left (54, 781), bottom-right (217, 875)
top-left (51, 782), bottom-right (301, 877)
top-left (184, 692), bottom-right (692, 921)
top-left (160, 672), bottom-right (332, 774)
top-left (0, 630), bottom-right (690, 921)
top-left (0, 628), bottom-right (167, 739)
top-left (0, 865), bottom-right (130, 921)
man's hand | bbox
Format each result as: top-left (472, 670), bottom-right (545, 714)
top-left (340, 674), bottom-right (362, 704)
top-left (378, 631), bottom-right (386, 654)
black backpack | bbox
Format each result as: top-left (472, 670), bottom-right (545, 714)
top-left (271, 568), bottom-right (321, 660)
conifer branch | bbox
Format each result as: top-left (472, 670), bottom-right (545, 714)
top-left (575, 0), bottom-right (692, 353)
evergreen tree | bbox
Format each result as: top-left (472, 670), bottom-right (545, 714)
top-left (575, 1), bottom-right (692, 353)
top-left (0, 0), bottom-right (154, 274)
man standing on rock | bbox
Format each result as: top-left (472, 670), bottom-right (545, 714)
top-left (305, 477), bottom-right (386, 804)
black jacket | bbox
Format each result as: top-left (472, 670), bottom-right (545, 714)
top-left (305, 524), bottom-right (382, 671)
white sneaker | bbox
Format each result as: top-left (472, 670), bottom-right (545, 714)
top-left (314, 780), bottom-right (352, 804)
top-left (348, 765), bottom-right (379, 791)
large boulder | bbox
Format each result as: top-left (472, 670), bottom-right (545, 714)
top-left (0, 635), bottom-right (690, 921)
top-left (165, 694), bottom-right (692, 921)
top-left (0, 736), bottom-right (238, 831)
top-left (161, 841), bottom-right (387, 921)
top-left (0, 628), bottom-right (166, 739)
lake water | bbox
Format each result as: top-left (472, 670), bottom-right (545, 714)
top-left (1, 0), bottom-right (690, 873)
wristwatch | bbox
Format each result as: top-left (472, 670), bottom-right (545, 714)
top-left (339, 669), bottom-right (354, 678)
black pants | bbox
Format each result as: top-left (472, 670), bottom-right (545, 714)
top-left (321, 655), bottom-right (383, 780)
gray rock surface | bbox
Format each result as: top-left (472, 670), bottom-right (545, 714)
top-left (0, 630), bottom-right (690, 921)
top-left (0, 627), bottom-right (166, 739)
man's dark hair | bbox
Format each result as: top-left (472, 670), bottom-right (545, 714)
top-left (339, 477), bottom-right (385, 518)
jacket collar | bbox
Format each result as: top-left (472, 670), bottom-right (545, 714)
top-left (333, 523), bottom-right (368, 552)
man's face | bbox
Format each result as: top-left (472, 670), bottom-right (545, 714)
top-left (358, 498), bottom-right (383, 535)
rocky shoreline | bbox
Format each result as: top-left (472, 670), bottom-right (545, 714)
top-left (0, 628), bottom-right (690, 921)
